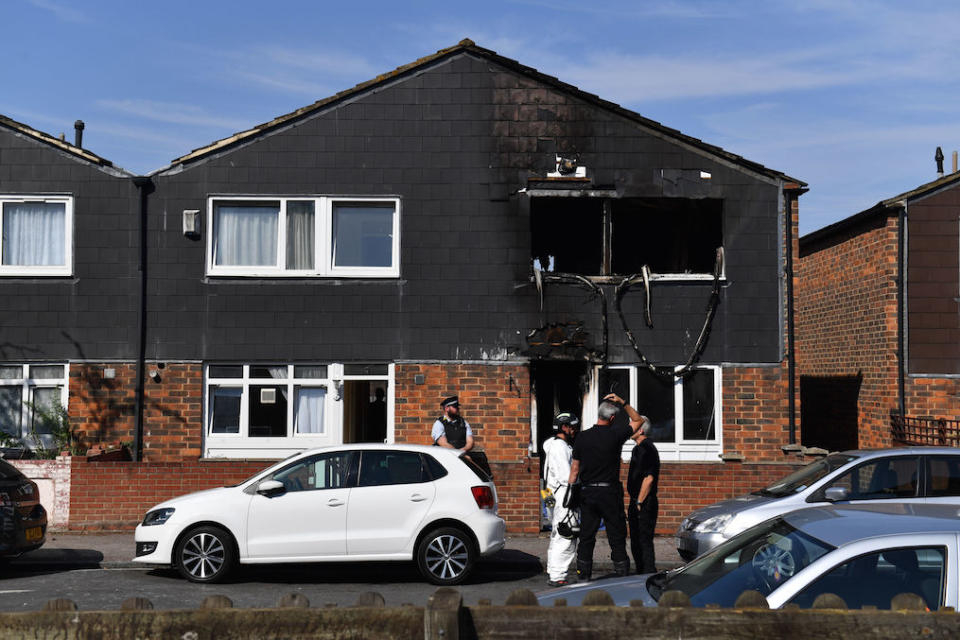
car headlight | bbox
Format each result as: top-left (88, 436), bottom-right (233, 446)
top-left (142, 508), bottom-right (175, 526)
top-left (693, 513), bottom-right (733, 534)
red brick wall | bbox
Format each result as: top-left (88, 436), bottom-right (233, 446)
top-left (394, 363), bottom-right (531, 463)
top-left (797, 215), bottom-right (901, 448)
top-left (68, 362), bottom-right (203, 461)
top-left (69, 364), bottom-right (137, 449)
top-left (721, 363), bottom-right (793, 461)
top-left (905, 378), bottom-right (960, 421)
top-left (651, 461), bottom-right (804, 533)
top-left (68, 457), bottom-right (267, 530)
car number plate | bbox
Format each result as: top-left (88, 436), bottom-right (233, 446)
top-left (24, 527), bottom-right (42, 542)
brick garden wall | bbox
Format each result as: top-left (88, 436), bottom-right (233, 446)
top-left (650, 461), bottom-right (805, 533)
top-left (67, 458), bottom-right (268, 531)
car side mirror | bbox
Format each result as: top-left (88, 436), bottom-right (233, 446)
top-left (256, 479), bottom-right (285, 496)
top-left (823, 486), bottom-right (849, 502)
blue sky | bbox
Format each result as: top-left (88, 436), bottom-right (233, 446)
top-left (4, 1), bottom-right (960, 234)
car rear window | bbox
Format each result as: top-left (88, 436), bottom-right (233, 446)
top-left (459, 454), bottom-right (491, 482)
top-left (0, 459), bottom-right (23, 480)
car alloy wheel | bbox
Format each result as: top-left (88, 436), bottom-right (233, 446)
top-left (176, 526), bottom-right (235, 583)
top-left (417, 527), bottom-right (475, 586)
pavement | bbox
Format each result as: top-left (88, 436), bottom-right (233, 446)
top-left (15, 530), bottom-right (684, 575)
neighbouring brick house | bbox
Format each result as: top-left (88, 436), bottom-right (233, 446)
top-left (798, 166), bottom-right (960, 451)
top-left (2, 41), bottom-right (809, 533)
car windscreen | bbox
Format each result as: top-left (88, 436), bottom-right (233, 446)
top-left (649, 517), bottom-right (834, 607)
top-left (756, 454), bottom-right (856, 497)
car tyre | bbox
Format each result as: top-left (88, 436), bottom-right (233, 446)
top-left (416, 527), bottom-right (475, 586)
top-left (175, 525), bottom-right (236, 583)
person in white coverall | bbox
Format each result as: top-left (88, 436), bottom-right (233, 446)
top-left (543, 412), bottom-right (580, 587)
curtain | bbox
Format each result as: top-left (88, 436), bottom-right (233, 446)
top-left (295, 386), bottom-right (326, 434)
top-left (332, 204), bottom-right (393, 267)
top-left (286, 201), bottom-right (315, 269)
top-left (214, 205), bottom-right (278, 266)
top-left (2, 202), bottom-right (65, 266)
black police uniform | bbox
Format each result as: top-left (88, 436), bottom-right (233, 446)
top-left (571, 420), bottom-right (633, 578)
top-left (627, 437), bottom-right (660, 574)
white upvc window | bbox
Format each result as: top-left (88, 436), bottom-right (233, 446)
top-left (596, 364), bottom-right (723, 462)
top-left (0, 363), bottom-right (69, 449)
top-left (203, 363), bottom-right (394, 458)
top-left (206, 196), bottom-right (400, 278)
top-left (0, 196), bottom-right (73, 276)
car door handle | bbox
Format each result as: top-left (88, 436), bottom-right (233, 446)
top-left (409, 494), bottom-right (427, 502)
top-left (327, 499), bottom-right (345, 507)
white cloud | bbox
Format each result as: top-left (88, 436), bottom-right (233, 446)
top-left (96, 99), bottom-right (252, 130)
top-left (26, 0), bottom-right (88, 23)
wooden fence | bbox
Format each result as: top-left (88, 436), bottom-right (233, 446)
top-left (0, 587), bottom-right (956, 640)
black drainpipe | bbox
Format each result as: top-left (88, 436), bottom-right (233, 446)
top-left (784, 184), bottom-right (807, 445)
top-left (132, 176), bottom-right (154, 462)
top-left (897, 204), bottom-right (907, 419)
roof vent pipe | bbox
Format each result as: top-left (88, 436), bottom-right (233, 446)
top-left (74, 120), bottom-right (84, 148)
top-left (953, 150), bottom-right (958, 174)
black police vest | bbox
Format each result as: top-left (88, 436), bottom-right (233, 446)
top-left (438, 416), bottom-right (467, 448)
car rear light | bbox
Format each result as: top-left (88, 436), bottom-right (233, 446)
top-left (471, 486), bottom-right (495, 510)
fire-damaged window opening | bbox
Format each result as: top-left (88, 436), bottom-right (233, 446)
top-left (531, 197), bottom-right (723, 278)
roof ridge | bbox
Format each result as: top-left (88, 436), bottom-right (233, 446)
top-left (164, 40), bottom-right (800, 184)
top-left (0, 113), bottom-right (120, 170)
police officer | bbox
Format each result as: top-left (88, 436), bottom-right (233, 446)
top-left (543, 412), bottom-right (580, 586)
top-left (568, 393), bottom-right (649, 581)
top-left (432, 395), bottom-right (474, 452)
top-left (627, 418), bottom-right (660, 574)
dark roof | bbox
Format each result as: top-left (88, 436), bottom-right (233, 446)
top-left (800, 170), bottom-right (960, 249)
top-left (162, 39), bottom-right (802, 185)
top-left (0, 113), bottom-right (124, 172)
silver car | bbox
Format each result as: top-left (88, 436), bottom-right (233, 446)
top-left (676, 447), bottom-right (960, 561)
top-left (540, 502), bottom-right (960, 609)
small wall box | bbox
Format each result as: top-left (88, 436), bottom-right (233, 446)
top-left (183, 210), bottom-right (200, 236)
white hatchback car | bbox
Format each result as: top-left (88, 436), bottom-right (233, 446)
top-left (133, 444), bottom-right (506, 585)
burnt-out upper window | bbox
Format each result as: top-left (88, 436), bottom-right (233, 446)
top-left (531, 196), bottom-right (722, 277)
top-left (612, 198), bottom-right (722, 275)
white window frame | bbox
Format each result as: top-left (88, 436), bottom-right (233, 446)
top-left (589, 364), bottom-right (723, 462)
top-left (203, 363), bottom-right (396, 458)
top-left (206, 195), bottom-right (400, 278)
top-left (0, 363), bottom-right (69, 448)
top-left (0, 195), bottom-right (73, 276)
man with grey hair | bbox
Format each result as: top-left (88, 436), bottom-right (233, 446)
top-left (627, 417), bottom-right (660, 574)
top-left (567, 392), bottom-right (649, 581)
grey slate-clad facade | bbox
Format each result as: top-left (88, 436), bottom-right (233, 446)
top-left (148, 45), bottom-right (788, 366)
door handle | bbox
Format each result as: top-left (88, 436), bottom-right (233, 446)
top-left (327, 499), bottom-right (345, 507)
top-left (410, 494), bottom-right (427, 502)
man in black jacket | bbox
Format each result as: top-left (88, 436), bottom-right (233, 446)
top-left (627, 420), bottom-right (660, 574)
top-left (567, 393), bottom-right (649, 581)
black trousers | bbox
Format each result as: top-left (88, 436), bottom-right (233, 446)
top-left (628, 496), bottom-right (658, 574)
top-left (577, 486), bottom-right (629, 566)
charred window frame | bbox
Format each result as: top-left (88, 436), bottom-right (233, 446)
top-left (531, 197), bottom-right (723, 279)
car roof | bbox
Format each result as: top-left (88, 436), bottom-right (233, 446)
top-left (836, 446), bottom-right (960, 458)
top-left (783, 503), bottom-right (960, 547)
top-left (294, 443), bottom-right (458, 457)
